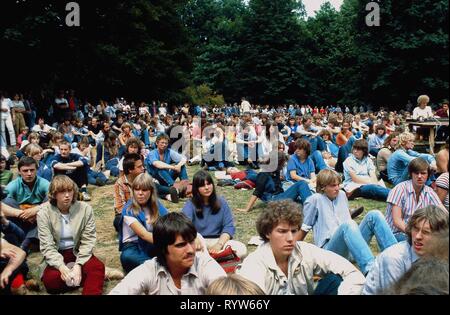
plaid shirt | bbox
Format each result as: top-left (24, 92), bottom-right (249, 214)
top-left (114, 175), bottom-right (132, 214)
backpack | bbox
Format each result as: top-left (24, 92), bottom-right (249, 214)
top-left (209, 245), bottom-right (241, 274)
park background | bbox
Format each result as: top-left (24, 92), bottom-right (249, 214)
top-left (0, 0), bottom-right (448, 294)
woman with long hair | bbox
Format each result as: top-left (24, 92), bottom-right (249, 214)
top-left (182, 170), bottom-right (247, 258)
top-left (118, 173), bottom-right (168, 273)
top-left (96, 131), bottom-right (120, 177)
top-left (376, 132), bottom-right (399, 182)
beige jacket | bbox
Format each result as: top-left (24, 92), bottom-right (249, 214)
top-left (37, 201), bottom-right (97, 269)
top-left (238, 241), bottom-right (365, 295)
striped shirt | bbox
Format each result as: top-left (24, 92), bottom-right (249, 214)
top-left (436, 172), bottom-right (449, 211)
top-left (385, 180), bottom-right (445, 233)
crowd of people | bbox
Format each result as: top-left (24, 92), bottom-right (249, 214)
top-left (0, 89), bottom-right (448, 295)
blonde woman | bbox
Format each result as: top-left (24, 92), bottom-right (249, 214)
top-left (37, 175), bottom-right (105, 295)
top-left (118, 173), bottom-right (169, 273)
top-left (24, 143), bottom-right (52, 181)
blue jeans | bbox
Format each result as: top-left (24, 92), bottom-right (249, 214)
top-left (313, 274), bottom-right (343, 295)
top-left (323, 210), bottom-right (397, 275)
top-left (120, 242), bottom-right (152, 273)
top-left (88, 169), bottom-right (108, 185)
top-left (154, 165), bottom-right (188, 186)
top-left (359, 184), bottom-right (390, 201)
top-left (394, 232), bottom-right (407, 242)
top-left (265, 180), bottom-right (312, 205)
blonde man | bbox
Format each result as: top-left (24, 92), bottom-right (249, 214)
top-left (299, 169), bottom-right (397, 276)
top-left (387, 132), bottom-right (436, 185)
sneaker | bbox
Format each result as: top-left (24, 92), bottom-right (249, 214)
top-left (346, 187), bottom-right (362, 200)
top-left (169, 186), bottom-right (179, 203)
top-left (350, 206), bottom-right (364, 219)
top-left (104, 267), bottom-right (124, 281)
top-left (81, 191), bottom-right (91, 201)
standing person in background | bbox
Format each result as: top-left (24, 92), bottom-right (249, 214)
top-left (1, 91), bottom-right (17, 148)
top-left (11, 93), bottom-right (27, 137)
top-left (240, 97), bottom-right (251, 114)
top-left (412, 95), bottom-right (433, 120)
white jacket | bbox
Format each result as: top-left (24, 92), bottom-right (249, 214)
top-left (238, 241), bottom-right (365, 295)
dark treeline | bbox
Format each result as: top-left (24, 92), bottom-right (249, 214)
top-left (0, 0), bottom-right (448, 109)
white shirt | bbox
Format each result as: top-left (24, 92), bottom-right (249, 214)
top-left (240, 100), bottom-right (251, 113)
top-left (109, 252), bottom-right (226, 295)
top-left (1, 98), bottom-right (13, 119)
top-left (32, 124), bottom-right (56, 133)
top-left (238, 242), bottom-right (365, 295)
top-left (59, 213), bottom-right (75, 250)
top-left (412, 106), bottom-right (433, 119)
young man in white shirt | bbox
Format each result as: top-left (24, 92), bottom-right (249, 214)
top-left (109, 212), bottom-right (225, 295)
top-left (238, 199), bottom-right (365, 295)
top-left (0, 91), bottom-right (16, 147)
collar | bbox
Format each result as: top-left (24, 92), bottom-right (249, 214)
top-left (259, 242), bottom-right (303, 274)
top-left (405, 180), bottom-right (426, 196)
top-left (408, 243), bottom-right (420, 264)
top-left (349, 154), bottom-right (367, 165)
top-left (18, 176), bottom-right (37, 190)
top-left (156, 255), bottom-right (200, 279)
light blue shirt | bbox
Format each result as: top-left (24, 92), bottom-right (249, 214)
top-left (387, 149), bottom-right (435, 185)
top-left (343, 154), bottom-right (375, 190)
top-left (362, 241), bottom-right (419, 295)
top-left (301, 191), bottom-right (351, 248)
top-left (368, 134), bottom-right (387, 152)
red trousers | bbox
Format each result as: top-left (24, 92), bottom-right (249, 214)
top-left (42, 249), bottom-right (105, 295)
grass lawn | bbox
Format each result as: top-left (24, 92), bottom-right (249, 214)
top-left (25, 164), bottom-right (389, 294)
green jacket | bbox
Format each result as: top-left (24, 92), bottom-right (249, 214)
top-left (37, 201), bottom-right (97, 269)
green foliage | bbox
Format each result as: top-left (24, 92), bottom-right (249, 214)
top-left (183, 84), bottom-right (225, 106)
top-left (0, 0), bottom-right (447, 107)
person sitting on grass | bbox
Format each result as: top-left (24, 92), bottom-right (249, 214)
top-left (95, 131), bottom-right (121, 177)
top-left (363, 205), bottom-right (448, 295)
top-left (145, 133), bottom-right (189, 188)
top-left (387, 132), bottom-right (436, 186)
top-left (343, 139), bottom-right (391, 201)
top-left (0, 154), bottom-right (14, 188)
top-left (0, 233), bottom-right (28, 295)
top-left (37, 175), bottom-right (106, 295)
top-left (51, 141), bottom-right (91, 201)
top-left (24, 143), bottom-right (53, 182)
top-left (118, 173), bottom-right (170, 273)
top-left (238, 199), bottom-right (365, 295)
top-left (236, 151), bottom-right (313, 213)
top-left (299, 169), bottom-right (398, 276)
top-left (1, 157), bottom-right (50, 251)
top-left (376, 132), bottom-right (399, 182)
top-left (110, 212), bottom-right (226, 295)
top-left (385, 158), bottom-right (445, 242)
top-left (368, 124), bottom-right (388, 157)
top-left (182, 170), bottom-right (247, 259)
top-left (113, 153), bottom-right (179, 233)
